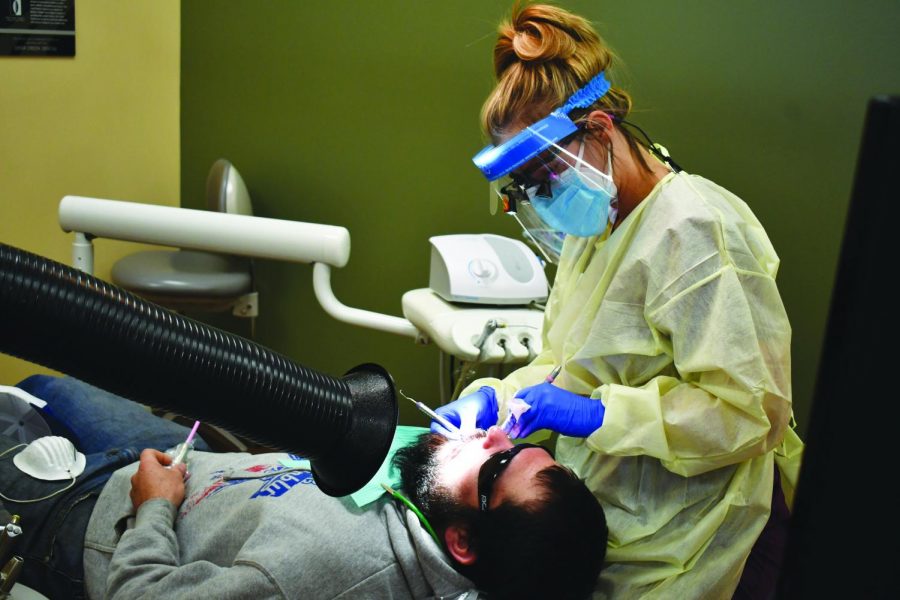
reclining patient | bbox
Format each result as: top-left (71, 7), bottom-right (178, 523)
top-left (0, 376), bottom-right (607, 600)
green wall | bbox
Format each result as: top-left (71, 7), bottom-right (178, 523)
top-left (181, 1), bottom-right (900, 432)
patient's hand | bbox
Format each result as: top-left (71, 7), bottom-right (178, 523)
top-left (130, 448), bottom-right (187, 511)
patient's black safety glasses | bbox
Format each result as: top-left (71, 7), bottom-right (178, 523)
top-left (477, 443), bottom-right (553, 512)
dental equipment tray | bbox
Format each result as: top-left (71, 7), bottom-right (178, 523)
top-left (401, 288), bottom-right (544, 363)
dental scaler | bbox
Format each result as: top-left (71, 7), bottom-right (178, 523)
top-left (399, 390), bottom-right (460, 439)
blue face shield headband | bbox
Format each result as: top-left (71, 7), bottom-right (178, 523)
top-left (472, 71), bottom-right (612, 181)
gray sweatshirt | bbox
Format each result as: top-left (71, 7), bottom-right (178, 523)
top-left (83, 451), bottom-right (480, 599)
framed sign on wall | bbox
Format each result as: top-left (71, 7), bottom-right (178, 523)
top-left (1, 0), bottom-right (74, 56)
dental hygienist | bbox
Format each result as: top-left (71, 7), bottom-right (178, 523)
top-left (432, 4), bottom-right (804, 599)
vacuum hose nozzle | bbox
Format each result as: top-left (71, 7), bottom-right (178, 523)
top-left (0, 243), bottom-right (397, 497)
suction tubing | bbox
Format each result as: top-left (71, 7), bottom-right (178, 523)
top-left (0, 243), bottom-right (397, 497)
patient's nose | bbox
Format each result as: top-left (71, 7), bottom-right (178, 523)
top-left (482, 426), bottom-right (513, 451)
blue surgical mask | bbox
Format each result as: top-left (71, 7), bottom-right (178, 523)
top-left (529, 141), bottom-right (617, 238)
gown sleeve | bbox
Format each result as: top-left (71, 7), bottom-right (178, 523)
top-left (588, 258), bottom-right (792, 477)
top-left (584, 179), bottom-right (793, 476)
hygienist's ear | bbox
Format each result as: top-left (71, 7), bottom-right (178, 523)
top-left (584, 110), bottom-right (615, 142)
top-left (444, 524), bottom-right (477, 565)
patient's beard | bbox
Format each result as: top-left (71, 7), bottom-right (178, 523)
top-left (393, 433), bottom-right (476, 533)
top-left (394, 433), bottom-right (447, 513)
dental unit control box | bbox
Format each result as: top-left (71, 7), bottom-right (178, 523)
top-left (428, 234), bottom-right (548, 305)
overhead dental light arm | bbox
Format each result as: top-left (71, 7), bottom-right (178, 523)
top-left (313, 263), bottom-right (419, 338)
top-left (59, 196), bottom-right (351, 268)
top-left (58, 196), bottom-right (419, 339)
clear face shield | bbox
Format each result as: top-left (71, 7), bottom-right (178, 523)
top-left (488, 134), bottom-right (617, 265)
top-left (473, 72), bottom-right (616, 265)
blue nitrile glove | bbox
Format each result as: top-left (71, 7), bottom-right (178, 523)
top-left (512, 382), bottom-right (605, 439)
top-left (431, 386), bottom-right (499, 436)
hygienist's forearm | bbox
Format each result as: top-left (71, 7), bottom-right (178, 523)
top-left (587, 376), bottom-right (790, 477)
top-left (590, 263), bottom-right (793, 476)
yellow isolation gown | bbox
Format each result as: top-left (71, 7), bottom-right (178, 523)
top-left (464, 171), bottom-right (804, 599)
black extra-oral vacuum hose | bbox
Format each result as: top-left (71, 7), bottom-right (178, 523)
top-left (0, 243), bottom-right (397, 497)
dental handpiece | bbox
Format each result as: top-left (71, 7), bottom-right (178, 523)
top-left (545, 365), bottom-right (563, 384)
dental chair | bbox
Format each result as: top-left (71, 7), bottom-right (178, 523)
top-left (1, 510), bottom-right (49, 600)
top-left (110, 159), bottom-right (258, 327)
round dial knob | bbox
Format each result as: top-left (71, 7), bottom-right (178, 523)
top-left (468, 259), bottom-right (498, 282)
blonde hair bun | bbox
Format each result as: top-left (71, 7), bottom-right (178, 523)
top-left (495, 4), bottom-right (601, 75)
top-left (481, 3), bottom-right (631, 141)
top-left (504, 15), bottom-right (578, 63)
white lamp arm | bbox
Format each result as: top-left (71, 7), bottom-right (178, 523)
top-left (313, 262), bottom-right (419, 339)
top-left (58, 196), bottom-right (423, 341)
top-left (59, 196), bottom-right (351, 267)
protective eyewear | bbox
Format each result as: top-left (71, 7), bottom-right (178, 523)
top-left (495, 133), bottom-right (582, 214)
top-left (497, 177), bottom-right (548, 214)
top-left (477, 443), bottom-right (553, 512)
